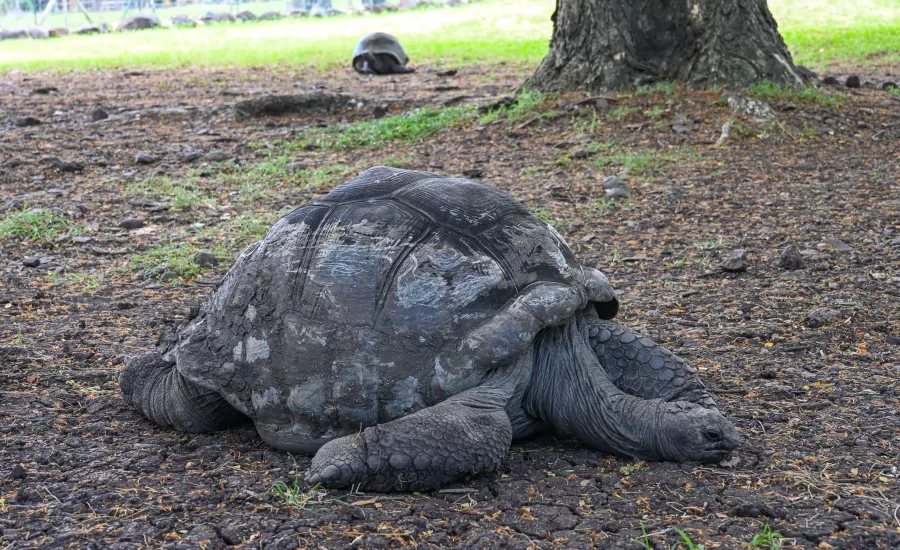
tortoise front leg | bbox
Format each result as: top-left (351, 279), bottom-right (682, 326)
top-left (119, 352), bottom-right (246, 433)
top-left (584, 318), bottom-right (718, 409)
top-left (306, 385), bottom-right (513, 492)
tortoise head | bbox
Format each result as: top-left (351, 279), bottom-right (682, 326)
top-left (650, 402), bottom-right (742, 463)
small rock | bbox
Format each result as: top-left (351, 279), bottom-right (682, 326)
top-left (604, 186), bottom-right (631, 199)
top-left (205, 151), bottom-right (230, 162)
top-left (727, 95), bottom-right (776, 120)
top-left (183, 152), bottom-right (203, 162)
top-left (23, 257), bottom-right (41, 268)
top-left (119, 218), bottom-right (145, 229)
top-left (572, 148), bottom-right (590, 159)
top-left (90, 107), bottom-right (109, 122)
top-left (373, 105), bottom-right (388, 119)
top-left (462, 168), bottom-right (484, 178)
top-left (285, 161), bottom-right (309, 172)
top-left (41, 156), bottom-right (84, 172)
top-left (159, 271), bottom-right (179, 282)
top-left (820, 238), bottom-right (853, 252)
top-left (776, 244), bottom-right (805, 270)
top-left (13, 116), bottom-right (41, 127)
top-left (805, 308), bottom-right (841, 328)
top-left (117, 13), bottom-right (160, 31)
top-left (601, 175), bottom-right (627, 190)
top-left (796, 65), bottom-right (817, 80)
top-left (821, 76), bottom-right (840, 86)
top-left (886, 336), bottom-right (900, 346)
top-left (845, 75), bottom-right (860, 88)
top-left (7, 464), bottom-right (27, 480)
top-left (720, 249), bottom-right (749, 272)
top-left (4, 158), bottom-right (24, 168)
top-left (671, 124), bottom-right (692, 135)
top-left (134, 153), bottom-right (157, 165)
top-left (236, 10), bottom-right (257, 21)
top-left (194, 250), bottom-right (219, 267)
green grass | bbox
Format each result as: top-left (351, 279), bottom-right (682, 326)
top-left (747, 81), bottom-right (849, 108)
top-left (297, 107), bottom-right (471, 151)
top-left (129, 241), bottom-right (229, 282)
top-left (0, 0), bottom-right (552, 72)
top-left (125, 174), bottom-right (217, 211)
top-left (0, 208), bottom-right (70, 243)
top-left (4, 0), bottom-right (898, 73)
top-left (479, 89), bottom-right (551, 125)
top-left (749, 524), bottom-right (784, 550)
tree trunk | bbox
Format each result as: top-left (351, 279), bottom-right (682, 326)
top-left (526, 0), bottom-right (805, 92)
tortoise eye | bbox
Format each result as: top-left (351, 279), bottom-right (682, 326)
top-left (704, 430), bottom-right (722, 442)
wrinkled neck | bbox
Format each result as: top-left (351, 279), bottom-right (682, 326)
top-left (524, 317), bottom-right (668, 460)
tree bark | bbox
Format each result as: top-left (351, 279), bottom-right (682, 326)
top-left (526, 0), bottom-right (805, 92)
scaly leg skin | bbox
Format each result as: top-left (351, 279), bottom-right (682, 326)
top-left (119, 352), bottom-right (246, 433)
top-left (305, 386), bottom-right (513, 492)
top-left (584, 318), bottom-right (718, 409)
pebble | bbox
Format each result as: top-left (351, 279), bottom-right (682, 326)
top-left (805, 307), bottom-right (841, 328)
top-left (571, 148), bottom-right (589, 159)
top-left (7, 464), bottom-right (26, 480)
top-left (205, 151), bottom-right (230, 162)
top-left (194, 250), bottom-right (219, 267)
top-left (845, 75), bottom-right (861, 88)
top-left (776, 244), bottom-right (805, 270)
top-left (134, 153), bottom-right (157, 165)
top-left (183, 152), bottom-right (203, 162)
top-left (22, 257), bottom-right (41, 268)
top-left (819, 238), bottom-right (853, 252)
top-left (90, 107), bottom-right (109, 122)
top-left (720, 249), bottom-right (749, 272)
top-left (285, 161), bottom-right (309, 172)
top-left (462, 168), bottom-right (485, 178)
top-left (604, 186), bottom-right (631, 199)
top-left (822, 76), bottom-right (840, 86)
top-left (886, 336), bottom-right (900, 346)
top-left (13, 116), bottom-right (42, 127)
top-left (601, 175), bottom-right (627, 190)
top-left (119, 218), bottom-right (145, 229)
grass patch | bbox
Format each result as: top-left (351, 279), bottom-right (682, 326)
top-left (749, 524), bottom-right (784, 549)
top-left (2, 0), bottom-right (900, 73)
top-left (382, 153), bottom-right (420, 169)
top-left (129, 241), bottom-right (229, 282)
top-left (125, 175), bottom-right (217, 211)
top-left (297, 107), bottom-right (471, 151)
top-left (747, 80), bottom-right (849, 108)
top-left (479, 89), bottom-right (551, 125)
top-left (635, 81), bottom-right (680, 98)
top-left (607, 105), bottom-right (636, 121)
top-left (0, 208), bottom-right (69, 243)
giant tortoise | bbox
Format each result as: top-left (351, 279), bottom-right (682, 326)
top-left (120, 167), bottom-right (740, 492)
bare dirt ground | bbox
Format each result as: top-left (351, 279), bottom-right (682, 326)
top-left (1, 62), bottom-right (899, 549)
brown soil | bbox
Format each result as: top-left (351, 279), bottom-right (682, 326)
top-left (1, 63), bottom-right (899, 549)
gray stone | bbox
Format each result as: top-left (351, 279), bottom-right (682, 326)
top-left (572, 148), bottom-right (589, 159)
top-left (3, 158), bottom-right (24, 168)
top-left (159, 270), bottom-right (179, 282)
top-left (845, 75), bottom-right (860, 88)
top-left (13, 116), bottom-right (41, 127)
top-left (236, 10), bottom-right (257, 21)
top-left (117, 14), bottom-right (160, 31)
top-left (820, 238), bottom-right (853, 252)
top-left (134, 153), bottom-right (157, 165)
top-left (805, 308), bottom-right (841, 328)
top-left (205, 151), bottom-right (230, 162)
top-left (194, 250), bottom-right (219, 267)
top-left (601, 175), bottom-right (627, 190)
top-left (7, 464), bottom-right (26, 480)
top-left (22, 257), bottom-right (41, 268)
top-left (720, 249), bottom-right (749, 272)
top-left (28, 27), bottom-right (49, 39)
top-left (776, 244), bottom-right (804, 270)
top-left (120, 218), bottom-right (145, 230)
top-left (727, 95), bottom-right (776, 120)
top-left (604, 186), bottom-right (631, 199)
top-left (90, 107), bottom-right (109, 122)
top-left (285, 161), bottom-right (309, 172)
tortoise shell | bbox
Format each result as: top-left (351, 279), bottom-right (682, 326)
top-left (171, 167), bottom-right (618, 446)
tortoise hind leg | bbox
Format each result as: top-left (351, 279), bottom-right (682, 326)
top-left (306, 385), bottom-right (513, 492)
top-left (120, 352), bottom-right (247, 433)
top-left (583, 318), bottom-right (718, 409)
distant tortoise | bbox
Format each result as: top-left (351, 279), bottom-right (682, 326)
top-left (352, 32), bottom-right (415, 75)
top-left (120, 167), bottom-right (740, 492)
